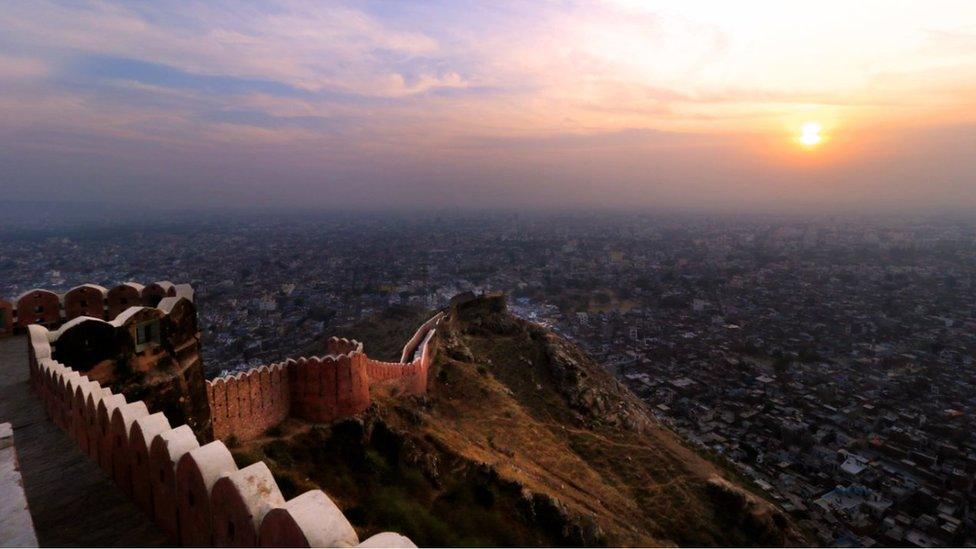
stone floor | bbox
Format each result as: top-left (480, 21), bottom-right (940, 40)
top-left (0, 336), bottom-right (169, 547)
top-left (1, 421), bottom-right (38, 547)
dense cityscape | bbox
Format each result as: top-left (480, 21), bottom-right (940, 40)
top-left (1, 211), bottom-right (974, 547)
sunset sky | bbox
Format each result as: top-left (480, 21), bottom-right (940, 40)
top-left (2, 1), bottom-right (975, 212)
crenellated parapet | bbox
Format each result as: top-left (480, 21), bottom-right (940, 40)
top-left (29, 292), bottom-right (212, 439)
top-left (207, 363), bottom-right (292, 442)
top-left (398, 312), bottom-right (445, 363)
top-left (25, 325), bottom-right (416, 548)
top-left (207, 314), bottom-right (444, 443)
top-left (0, 280), bottom-right (193, 337)
top-left (325, 335), bottom-right (364, 356)
top-left (287, 351), bottom-right (371, 423)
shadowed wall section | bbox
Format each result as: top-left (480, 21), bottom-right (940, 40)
top-left (16, 290), bottom-right (60, 329)
top-left (64, 284), bottom-right (108, 321)
top-left (0, 299), bottom-right (13, 337)
top-left (36, 292), bottom-right (211, 441)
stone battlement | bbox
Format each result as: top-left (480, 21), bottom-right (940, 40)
top-left (208, 313), bottom-right (444, 442)
top-left (25, 326), bottom-right (415, 548)
top-left (17, 281), bottom-right (443, 446)
top-left (26, 291), bottom-right (211, 438)
top-left (0, 280), bottom-right (193, 337)
top-left (14, 279), bottom-right (442, 546)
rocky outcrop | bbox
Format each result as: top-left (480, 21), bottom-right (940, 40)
top-left (536, 329), bottom-right (654, 433)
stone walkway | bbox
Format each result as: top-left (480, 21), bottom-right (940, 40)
top-left (0, 336), bottom-right (169, 547)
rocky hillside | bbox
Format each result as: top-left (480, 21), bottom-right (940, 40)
top-left (232, 295), bottom-right (805, 546)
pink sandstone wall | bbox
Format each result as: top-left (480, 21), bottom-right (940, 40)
top-left (207, 363), bottom-right (290, 442)
top-left (399, 312), bottom-right (445, 363)
top-left (325, 336), bottom-right (362, 355)
top-left (26, 324), bottom-right (414, 548)
top-left (16, 290), bottom-right (61, 329)
top-left (365, 358), bottom-right (423, 392)
top-left (206, 314), bottom-right (443, 445)
top-left (107, 284), bottom-right (144, 320)
top-left (208, 336), bottom-right (372, 441)
top-left (367, 325), bottom-right (438, 396)
top-left (64, 285), bottom-right (108, 321)
top-left (1, 281), bottom-right (190, 336)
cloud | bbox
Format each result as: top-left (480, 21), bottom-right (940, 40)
top-left (1, 1), bottom-right (975, 212)
top-left (0, 55), bottom-right (48, 80)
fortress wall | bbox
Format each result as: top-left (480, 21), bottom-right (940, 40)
top-left (287, 352), bottom-right (371, 424)
top-left (149, 424), bottom-right (199, 540)
top-left (143, 281), bottom-right (177, 308)
top-left (207, 362), bottom-right (291, 442)
top-left (107, 283), bottom-right (144, 320)
top-left (399, 312), bottom-right (446, 363)
top-left (326, 336), bottom-right (363, 356)
top-left (207, 313), bottom-right (444, 441)
top-left (16, 289), bottom-right (61, 329)
top-left (208, 312), bottom-right (443, 443)
top-left (368, 315), bottom-right (440, 396)
top-left (337, 352), bottom-right (371, 418)
top-left (30, 294), bottom-right (209, 441)
top-left (291, 356), bottom-right (334, 422)
top-left (411, 328), bottom-right (436, 395)
top-left (0, 299), bottom-right (13, 337)
top-left (111, 401), bottom-right (150, 495)
top-left (1, 281), bottom-right (193, 336)
top-left (25, 326), bottom-right (412, 548)
top-left (365, 358), bottom-right (407, 383)
top-left (64, 284), bottom-right (108, 321)
top-left (210, 348), bottom-right (374, 443)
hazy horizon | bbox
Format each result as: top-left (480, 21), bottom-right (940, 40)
top-left (2, 1), bottom-right (975, 213)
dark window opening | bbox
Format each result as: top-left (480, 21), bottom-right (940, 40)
top-left (34, 305), bottom-right (44, 313)
top-left (188, 490), bottom-right (195, 507)
top-left (136, 320), bottom-right (161, 347)
top-left (227, 521), bottom-right (235, 540)
top-left (78, 299), bottom-right (88, 308)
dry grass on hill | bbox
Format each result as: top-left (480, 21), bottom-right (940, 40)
top-left (233, 300), bottom-right (805, 547)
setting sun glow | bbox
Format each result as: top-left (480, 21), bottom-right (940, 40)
top-left (799, 122), bottom-right (823, 147)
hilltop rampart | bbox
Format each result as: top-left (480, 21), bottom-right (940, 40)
top-left (1, 280), bottom-right (192, 337)
top-left (13, 280), bottom-right (442, 546)
top-left (25, 324), bottom-right (415, 548)
top-left (208, 312), bottom-right (444, 442)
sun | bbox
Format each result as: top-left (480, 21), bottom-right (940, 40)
top-left (799, 122), bottom-right (823, 147)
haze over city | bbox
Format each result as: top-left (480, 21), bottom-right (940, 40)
top-left (2, 1), bottom-right (975, 213)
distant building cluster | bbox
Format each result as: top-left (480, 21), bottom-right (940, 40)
top-left (1, 212), bottom-right (974, 545)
